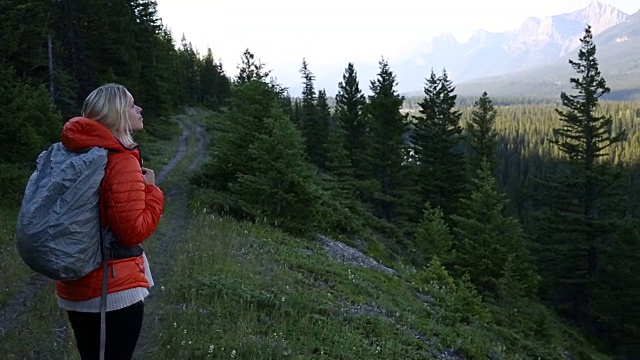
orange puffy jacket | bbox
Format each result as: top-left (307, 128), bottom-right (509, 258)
top-left (56, 117), bottom-right (164, 301)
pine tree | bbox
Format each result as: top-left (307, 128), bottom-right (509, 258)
top-left (411, 69), bottom-right (468, 222)
top-left (467, 91), bottom-right (498, 172)
top-left (533, 25), bottom-right (626, 329)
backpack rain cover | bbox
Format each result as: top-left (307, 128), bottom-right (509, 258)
top-left (15, 143), bottom-right (107, 281)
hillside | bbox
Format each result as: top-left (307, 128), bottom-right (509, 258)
top-left (0, 109), bottom-right (613, 360)
top-left (137, 209), bottom-right (609, 359)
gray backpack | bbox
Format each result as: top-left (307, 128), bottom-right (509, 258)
top-left (15, 143), bottom-right (108, 281)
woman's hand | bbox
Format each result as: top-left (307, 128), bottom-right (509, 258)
top-left (142, 167), bottom-right (156, 185)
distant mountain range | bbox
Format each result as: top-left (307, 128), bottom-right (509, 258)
top-left (452, 5), bottom-right (640, 101)
top-left (307, 1), bottom-right (640, 101)
top-left (407, 1), bottom-right (628, 80)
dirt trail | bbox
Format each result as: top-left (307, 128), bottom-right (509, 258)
top-left (135, 109), bottom-right (208, 358)
top-left (0, 109), bottom-right (208, 351)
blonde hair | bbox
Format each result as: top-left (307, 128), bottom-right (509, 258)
top-left (82, 83), bottom-right (135, 146)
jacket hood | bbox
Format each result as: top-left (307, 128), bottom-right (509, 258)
top-left (61, 117), bottom-right (129, 152)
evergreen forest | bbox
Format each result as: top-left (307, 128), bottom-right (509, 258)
top-left (1, 1), bottom-right (639, 358)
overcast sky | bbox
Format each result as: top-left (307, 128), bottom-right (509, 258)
top-left (155, 0), bottom-right (639, 79)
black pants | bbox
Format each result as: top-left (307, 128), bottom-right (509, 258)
top-left (67, 301), bottom-right (144, 360)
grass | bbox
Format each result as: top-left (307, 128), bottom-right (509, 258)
top-left (0, 205), bottom-right (32, 305)
top-left (146, 215), bottom-right (429, 359)
top-left (0, 281), bottom-right (78, 359)
top-left (137, 115), bottom-right (182, 172)
top-left (142, 209), bottom-right (609, 360)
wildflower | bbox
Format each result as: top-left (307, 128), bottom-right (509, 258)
top-left (209, 345), bottom-right (214, 353)
top-left (231, 349), bottom-right (237, 358)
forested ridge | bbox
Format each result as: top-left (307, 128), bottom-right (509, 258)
top-left (1, 1), bottom-right (639, 358)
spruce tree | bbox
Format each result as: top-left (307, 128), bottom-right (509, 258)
top-left (413, 202), bottom-right (453, 268)
top-left (366, 58), bottom-right (410, 224)
top-left (127, 0), bottom-right (180, 118)
top-left (1, 1), bottom-right (53, 86)
top-left (193, 51), bottom-right (276, 191)
top-left (193, 52), bottom-right (322, 235)
top-left (291, 98), bottom-right (302, 127)
top-left (315, 89), bottom-right (332, 171)
top-left (236, 49), bottom-right (269, 84)
top-left (322, 82), bottom-right (371, 236)
top-left (199, 48), bottom-right (230, 110)
top-left (0, 68), bottom-right (61, 204)
top-left (323, 116), bottom-right (353, 193)
top-left (467, 91), bottom-right (498, 172)
top-left (178, 37), bottom-right (201, 105)
top-left (411, 69), bottom-right (468, 222)
top-left (335, 63), bottom-right (369, 181)
top-left (298, 59), bottom-right (329, 169)
top-left (533, 25), bottom-right (626, 329)
top-left (593, 217), bottom-right (640, 357)
top-left (230, 105), bottom-right (320, 235)
top-left (50, 0), bottom-right (104, 103)
top-left (451, 161), bottom-right (537, 297)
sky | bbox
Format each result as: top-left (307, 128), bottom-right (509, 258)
top-left (155, 0), bottom-right (639, 85)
